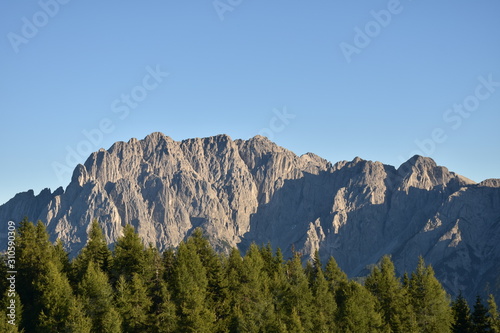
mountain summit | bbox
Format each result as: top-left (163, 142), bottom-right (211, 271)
top-left (1, 133), bottom-right (499, 301)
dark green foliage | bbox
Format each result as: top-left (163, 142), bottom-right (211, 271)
top-left (488, 294), bottom-right (500, 333)
top-left (408, 256), bottom-right (453, 333)
top-left (227, 244), bottom-right (276, 332)
top-left (116, 274), bottom-right (152, 332)
top-left (149, 279), bottom-right (177, 333)
top-left (283, 251), bottom-right (314, 331)
top-left (187, 228), bottom-right (230, 331)
top-left (1, 289), bottom-right (22, 331)
top-left (325, 255), bottom-right (348, 291)
top-left (451, 291), bottom-right (473, 333)
top-left (310, 251), bottom-right (337, 332)
top-left (472, 296), bottom-right (492, 333)
top-left (0, 309), bottom-right (20, 333)
top-left (13, 218), bottom-right (486, 332)
top-left (16, 218), bottom-right (75, 331)
top-left (71, 219), bottom-right (112, 284)
top-left (112, 224), bottom-right (149, 282)
top-left (172, 241), bottom-right (215, 332)
top-left (335, 279), bottom-right (384, 332)
top-left (365, 255), bottom-right (417, 332)
top-left (36, 261), bottom-right (91, 332)
top-left (78, 261), bottom-right (121, 333)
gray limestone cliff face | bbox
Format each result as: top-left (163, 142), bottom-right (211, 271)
top-left (1, 133), bottom-right (499, 302)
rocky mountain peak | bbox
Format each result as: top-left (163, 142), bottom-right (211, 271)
top-left (396, 155), bottom-right (474, 191)
top-left (0, 134), bottom-right (498, 303)
top-left (478, 179), bottom-right (500, 187)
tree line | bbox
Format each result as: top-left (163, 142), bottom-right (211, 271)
top-left (1, 218), bottom-right (499, 333)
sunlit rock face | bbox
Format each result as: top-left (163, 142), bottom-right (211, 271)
top-left (1, 132), bottom-right (499, 302)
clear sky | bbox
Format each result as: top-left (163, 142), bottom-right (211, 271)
top-left (1, 0), bottom-right (499, 205)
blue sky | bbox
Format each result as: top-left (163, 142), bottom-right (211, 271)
top-left (1, 0), bottom-right (499, 205)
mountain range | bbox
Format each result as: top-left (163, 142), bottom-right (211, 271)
top-left (1, 132), bottom-right (499, 302)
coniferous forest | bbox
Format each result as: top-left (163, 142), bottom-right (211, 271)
top-left (2, 218), bottom-right (500, 333)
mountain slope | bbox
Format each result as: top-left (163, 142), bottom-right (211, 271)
top-left (1, 132), bottom-right (499, 302)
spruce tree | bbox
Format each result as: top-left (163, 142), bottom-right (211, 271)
top-left (112, 224), bottom-right (148, 282)
top-left (408, 256), bottom-right (452, 333)
top-left (310, 250), bottom-right (337, 332)
top-left (226, 247), bottom-right (245, 331)
top-left (65, 299), bottom-right (93, 333)
top-left (150, 279), bottom-right (177, 333)
top-left (116, 273), bottom-right (152, 332)
top-left (451, 291), bottom-right (473, 333)
top-left (16, 219), bottom-right (56, 331)
top-left (283, 251), bottom-right (314, 331)
top-left (52, 238), bottom-right (71, 275)
top-left (72, 219), bottom-right (112, 284)
top-left (488, 294), bottom-right (500, 333)
top-left (324, 256), bottom-right (347, 293)
top-left (472, 295), bottom-right (492, 333)
top-left (335, 280), bottom-right (384, 332)
top-left (147, 244), bottom-right (177, 333)
top-left (265, 248), bottom-right (289, 332)
top-left (0, 310), bottom-right (20, 333)
top-left (365, 255), bottom-right (417, 333)
top-left (1, 289), bottom-right (22, 332)
top-left (187, 228), bottom-right (230, 331)
top-left (36, 261), bottom-right (92, 332)
top-left (78, 261), bottom-right (121, 333)
top-left (172, 241), bottom-right (215, 332)
top-left (162, 248), bottom-right (176, 284)
top-left (227, 244), bottom-right (275, 332)
top-left (259, 242), bottom-right (275, 277)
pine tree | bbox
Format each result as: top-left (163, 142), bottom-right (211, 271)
top-left (264, 247), bottom-right (289, 332)
top-left (146, 244), bottom-right (178, 333)
top-left (72, 219), bottom-right (112, 284)
top-left (335, 280), bottom-right (384, 332)
top-left (283, 251), bottom-right (314, 331)
top-left (310, 250), bottom-right (337, 332)
top-left (451, 291), bottom-right (473, 333)
top-left (472, 295), bottom-right (492, 333)
top-left (187, 228), bottom-right (230, 331)
top-left (162, 248), bottom-right (176, 283)
top-left (78, 261), bottom-right (121, 333)
top-left (1, 289), bottom-right (22, 332)
top-left (52, 238), bottom-right (71, 275)
top-left (259, 242), bottom-right (275, 277)
top-left (227, 244), bottom-right (275, 332)
top-left (408, 256), bottom-right (452, 333)
top-left (112, 224), bottom-right (148, 282)
top-left (226, 247), bottom-right (245, 331)
top-left (150, 279), bottom-right (177, 333)
top-left (36, 261), bottom-right (92, 332)
top-left (0, 310), bottom-right (20, 333)
top-left (325, 256), bottom-right (348, 293)
top-left (66, 299), bottom-right (93, 333)
top-left (488, 294), bottom-right (500, 333)
top-left (172, 241), bottom-right (215, 332)
top-left (16, 219), bottom-right (57, 331)
top-left (116, 273), bottom-right (152, 332)
top-left (365, 255), bottom-right (417, 333)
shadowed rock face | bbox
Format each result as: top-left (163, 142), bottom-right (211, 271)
top-left (1, 132), bottom-right (499, 302)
